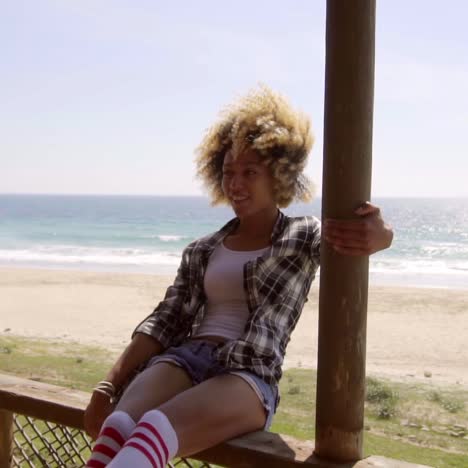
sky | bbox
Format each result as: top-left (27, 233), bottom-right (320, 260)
top-left (1, 1), bottom-right (467, 198)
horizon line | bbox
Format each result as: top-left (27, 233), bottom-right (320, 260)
top-left (1, 192), bottom-right (467, 200)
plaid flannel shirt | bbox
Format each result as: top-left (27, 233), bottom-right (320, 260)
top-left (133, 210), bottom-right (321, 385)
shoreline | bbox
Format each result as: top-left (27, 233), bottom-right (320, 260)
top-left (1, 262), bottom-right (467, 291)
top-left (1, 267), bottom-right (467, 388)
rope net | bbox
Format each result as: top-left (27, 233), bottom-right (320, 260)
top-left (12, 415), bottom-right (216, 467)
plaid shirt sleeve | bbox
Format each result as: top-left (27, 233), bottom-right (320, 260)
top-left (132, 245), bottom-right (192, 349)
top-left (310, 216), bottom-right (321, 261)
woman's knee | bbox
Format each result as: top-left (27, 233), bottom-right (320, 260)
top-left (115, 362), bottom-right (193, 421)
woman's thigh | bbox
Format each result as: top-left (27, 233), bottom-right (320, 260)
top-left (158, 373), bottom-right (266, 458)
top-left (116, 362), bottom-right (193, 421)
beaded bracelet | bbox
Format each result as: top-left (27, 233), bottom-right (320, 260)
top-left (95, 380), bottom-right (116, 392)
top-left (93, 380), bottom-right (117, 403)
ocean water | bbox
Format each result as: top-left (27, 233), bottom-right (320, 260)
top-left (0, 194), bottom-right (467, 289)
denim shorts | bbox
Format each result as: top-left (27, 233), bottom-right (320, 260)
top-left (146, 339), bottom-right (278, 430)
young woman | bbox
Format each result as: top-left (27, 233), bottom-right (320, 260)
top-left (84, 86), bottom-right (393, 468)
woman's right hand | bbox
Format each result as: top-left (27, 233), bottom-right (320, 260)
top-left (83, 333), bottom-right (164, 439)
top-left (84, 391), bottom-right (115, 440)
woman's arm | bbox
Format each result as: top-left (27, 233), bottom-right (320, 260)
top-left (103, 332), bottom-right (164, 388)
top-left (322, 201), bottom-right (393, 256)
top-left (84, 244), bottom-right (193, 439)
top-left (131, 245), bottom-right (192, 348)
top-left (84, 333), bottom-right (163, 439)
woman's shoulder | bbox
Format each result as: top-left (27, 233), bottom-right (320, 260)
top-left (267, 214), bottom-right (321, 259)
top-left (183, 233), bottom-right (215, 252)
top-left (285, 214), bottom-right (321, 232)
top-left (183, 221), bottom-right (234, 254)
top-left (270, 214), bottom-right (321, 249)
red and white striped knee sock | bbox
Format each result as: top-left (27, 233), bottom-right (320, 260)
top-left (107, 409), bottom-right (179, 468)
top-left (86, 411), bottom-right (136, 467)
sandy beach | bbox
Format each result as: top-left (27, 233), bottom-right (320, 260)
top-left (1, 267), bottom-right (467, 387)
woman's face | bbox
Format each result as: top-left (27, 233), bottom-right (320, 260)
top-left (222, 147), bottom-right (277, 219)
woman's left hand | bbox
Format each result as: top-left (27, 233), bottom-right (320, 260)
top-left (323, 202), bottom-right (393, 256)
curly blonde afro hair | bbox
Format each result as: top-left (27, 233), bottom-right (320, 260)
top-left (195, 85), bottom-right (315, 208)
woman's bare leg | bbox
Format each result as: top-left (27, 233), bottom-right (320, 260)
top-left (115, 362), bottom-right (193, 421)
top-left (86, 362), bottom-right (192, 466)
top-left (157, 373), bottom-right (267, 457)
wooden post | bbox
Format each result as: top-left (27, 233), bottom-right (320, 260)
top-left (315, 0), bottom-right (376, 462)
top-left (0, 410), bottom-right (13, 468)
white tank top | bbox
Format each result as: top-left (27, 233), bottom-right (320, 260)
top-left (193, 242), bottom-right (269, 341)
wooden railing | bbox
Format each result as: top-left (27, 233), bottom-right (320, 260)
top-left (0, 374), bottom-right (425, 467)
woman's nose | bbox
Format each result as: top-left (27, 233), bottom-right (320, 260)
top-left (229, 174), bottom-right (243, 191)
